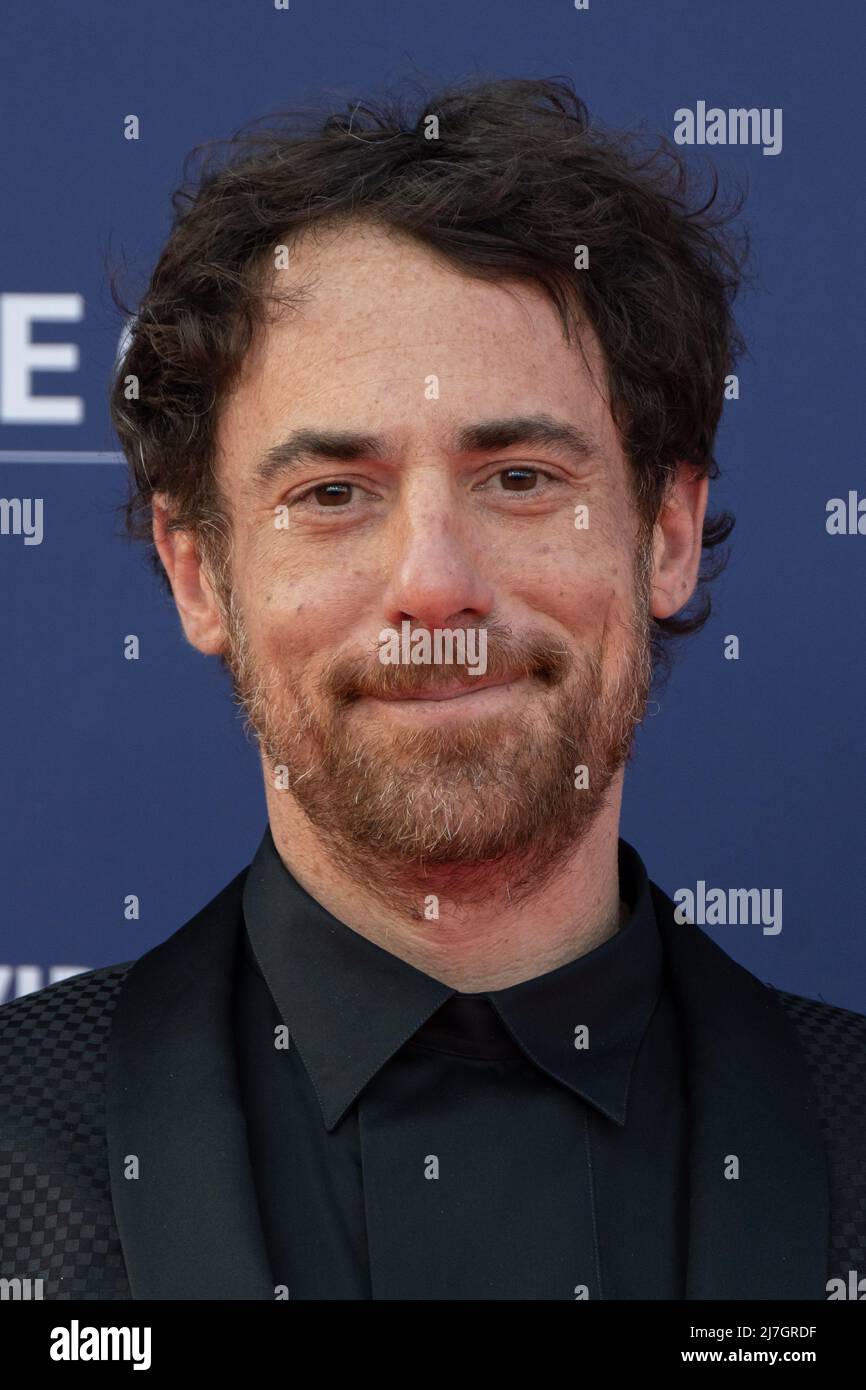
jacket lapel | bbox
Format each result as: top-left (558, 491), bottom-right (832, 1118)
top-left (106, 867), bottom-right (274, 1299)
top-left (651, 881), bottom-right (830, 1300)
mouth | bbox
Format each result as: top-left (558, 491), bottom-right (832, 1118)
top-left (371, 674), bottom-right (518, 702)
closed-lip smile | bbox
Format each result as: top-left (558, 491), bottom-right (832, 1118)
top-left (373, 674), bottom-right (518, 702)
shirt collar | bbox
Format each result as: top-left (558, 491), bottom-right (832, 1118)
top-left (242, 826), bottom-right (663, 1131)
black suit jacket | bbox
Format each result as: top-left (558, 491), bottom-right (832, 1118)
top-left (1, 864), bottom-right (864, 1300)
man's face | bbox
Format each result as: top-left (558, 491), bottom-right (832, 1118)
top-left (201, 221), bottom-right (655, 880)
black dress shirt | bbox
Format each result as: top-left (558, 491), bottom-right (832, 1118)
top-left (234, 827), bottom-right (689, 1300)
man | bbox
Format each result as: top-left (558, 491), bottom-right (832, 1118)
top-left (1, 77), bottom-right (864, 1301)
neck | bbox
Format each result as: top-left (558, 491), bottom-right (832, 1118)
top-left (261, 766), bottom-right (627, 992)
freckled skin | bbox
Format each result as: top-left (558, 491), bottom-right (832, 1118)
top-left (155, 220), bottom-right (707, 990)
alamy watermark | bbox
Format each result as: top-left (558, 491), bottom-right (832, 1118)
top-left (0, 1276), bottom-right (44, 1299)
top-left (674, 880), bottom-right (782, 935)
top-left (674, 102), bottom-right (782, 156)
top-left (378, 621), bottom-right (487, 676)
top-left (0, 496), bottom-right (42, 544)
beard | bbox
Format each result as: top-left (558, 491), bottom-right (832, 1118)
top-left (210, 541), bottom-right (654, 906)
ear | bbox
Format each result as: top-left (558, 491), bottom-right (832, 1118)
top-left (152, 494), bottom-right (226, 656)
top-left (650, 464), bottom-right (709, 620)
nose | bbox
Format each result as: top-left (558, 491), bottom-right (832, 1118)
top-left (381, 487), bottom-right (494, 633)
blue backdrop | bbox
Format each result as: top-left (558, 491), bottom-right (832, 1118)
top-left (1, 0), bottom-right (863, 1010)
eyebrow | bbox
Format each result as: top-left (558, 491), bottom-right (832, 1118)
top-left (249, 413), bottom-right (601, 492)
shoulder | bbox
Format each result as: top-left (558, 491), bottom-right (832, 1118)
top-left (770, 987), bottom-right (866, 1142)
top-left (0, 963), bottom-right (138, 1190)
top-left (0, 963), bottom-right (137, 1298)
top-left (0, 959), bottom-right (135, 1031)
top-left (0, 961), bottom-right (136, 1097)
top-left (771, 988), bottom-right (866, 1272)
top-left (770, 986), bottom-right (866, 1071)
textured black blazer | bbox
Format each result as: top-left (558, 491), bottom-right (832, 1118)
top-left (1, 866), bottom-right (864, 1300)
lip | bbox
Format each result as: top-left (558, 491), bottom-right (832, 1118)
top-left (371, 674), bottom-right (516, 702)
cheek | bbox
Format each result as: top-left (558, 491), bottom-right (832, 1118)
top-left (246, 603), bottom-right (323, 684)
top-left (238, 561), bottom-right (376, 671)
top-left (514, 531), bottom-right (635, 635)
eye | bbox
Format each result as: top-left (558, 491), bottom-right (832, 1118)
top-left (497, 469), bottom-right (539, 492)
top-left (295, 481), bottom-right (356, 507)
top-left (499, 467), bottom-right (540, 492)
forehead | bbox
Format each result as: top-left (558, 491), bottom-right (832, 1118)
top-left (216, 220), bottom-right (619, 475)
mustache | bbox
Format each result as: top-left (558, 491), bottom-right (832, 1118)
top-left (319, 621), bottom-right (572, 702)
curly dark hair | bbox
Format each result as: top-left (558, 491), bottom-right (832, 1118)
top-left (108, 75), bottom-right (750, 679)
